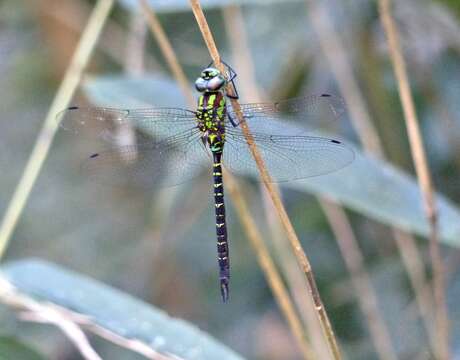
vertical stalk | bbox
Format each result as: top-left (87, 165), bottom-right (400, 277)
top-left (225, 174), bottom-right (315, 360)
top-left (221, 5), bottom-right (332, 358)
top-left (139, 2), bottom-right (314, 357)
top-left (139, 0), bottom-right (194, 106)
top-left (306, 0), bottom-right (437, 355)
top-left (189, 1), bottom-right (342, 358)
top-left (0, 0), bottom-right (115, 260)
top-left (378, 1), bottom-right (449, 359)
top-left (319, 199), bottom-right (397, 360)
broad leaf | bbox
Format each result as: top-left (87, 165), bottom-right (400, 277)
top-left (1, 259), bottom-right (245, 360)
top-left (118, 0), bottom-right (302, 13)
top-left (0, 337), bottom-right (45, 360)
top-left (78, 74), bottom-right (460, 247)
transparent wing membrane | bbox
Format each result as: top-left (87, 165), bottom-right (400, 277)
top-left (224, 131), bottom-right (354, 182)
top-left (59, 93), bottom-right (353, 188)
top-left (57, 106), bottom-right (197, 140)
top-left (81, 130), bottom-right (209, 188)
top-left (226, 94), bottom-right (346, 126)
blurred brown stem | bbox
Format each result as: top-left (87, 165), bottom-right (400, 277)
top-left (125, 6), bottom-right (147, 75)
top-left (0, 277), bottom-right (177, 360)
top-left (378, 0), bottom-right (449, 359)
top-left (0, 0), bottom-right (115, 259)
top-left (307, 0), bottom-right (437, 356)
top-left (139, 2), bottom-right (314, 357)
top-left (319, 199), bottom-right (397, 360)
top-left (222, 5), bottom-right (333, 358)
top-left (139, 0), bottom-right (194, 106)
top-left (225, 173), bottom-right (315, 360)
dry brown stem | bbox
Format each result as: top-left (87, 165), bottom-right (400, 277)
top-left (189, 1), bottom-right (342, 358)
top-left (224, 173), bottom-right (315, 360)
top-left (139, 0), bottom-right (194, 106)
top-left (46, 3), bottom-right (160, 70)
top-left (139, 2), bottom-right (313, 357)
top-left (0, 277), bottom-right (178, 360)
top-left (0, 0), bottom-right (115, 259)
top-left (307, 0), bottom-right (436, 356)
top-left (319, 199), bottom-right (397, 360)
top-left (378, 0), bottom-right (449, 358)
top-left (222, 5), bottom-right (330, 358)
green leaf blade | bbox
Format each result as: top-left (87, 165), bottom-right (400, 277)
top-left (77, 74), bottom-right (460, 247)
top-left (0, 337), bottom-right (46, 360)
top-left (119, 0), bottom-right (302, 13)
top-left (2, 259), bottom-right (245, 360)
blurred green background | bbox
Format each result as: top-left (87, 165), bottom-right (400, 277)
top-left (0, 0), bottom-right (460, 359)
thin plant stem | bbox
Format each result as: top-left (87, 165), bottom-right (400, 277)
top-left (123, 3), bottom-right (175, 303)
top-left (0, 0), bottom-right (115, 260)
top-left (306, 0), bottom-right (436, 355)
top-left (125, 6), bottom-right (147, 75)
top-left (222, 5), bottom-right (331, 358)
top-left (224, 173), bottom-right (315, 360)
top-left (306, 1), bottom-right (383, 156)
top-left (319, 199), bottom-right (397, 360)
top-left (189, 1), bottom-right (342, 359)
top-left (0, 278), bottom-right (102, 360)
top-left (138, 2), bottom-right (314, 357)
top-left (392, 230), bottom-right (435, 341)
top-left (378, 1), bottom-right (449, 359)
top-left (221, 5), bottom-right (263, 101)
top-left (46, 2), bottom-right (160, 71)
top-left (139, 0), bottom-right (195, 107)
top-left (0, 277), bottom-right (179, 360)
top-left (267, 220), bottom-right (333, 360)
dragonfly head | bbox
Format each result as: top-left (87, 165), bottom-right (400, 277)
top-left (195, 67), bottom-right (226, 93)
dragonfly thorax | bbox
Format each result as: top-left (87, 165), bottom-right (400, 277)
top-left (196, 91), bottom-right (227, 153)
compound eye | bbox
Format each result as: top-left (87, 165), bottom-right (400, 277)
top-left (201, 67), bottom-right (220, 79)
top-left (207, 75), bottom-right (225, 91)
top-left (195, 78), bottom-right (207, 92)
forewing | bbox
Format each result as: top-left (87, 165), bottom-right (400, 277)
top-left (226, 94), bottom-right (345, 127)
top-left (223, 130), bottom-right (354, 182)
top-left (57, 106), bottom-right (198, 141)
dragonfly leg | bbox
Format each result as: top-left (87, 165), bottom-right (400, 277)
top-left (221, 61), bottom-right (239, 100)
top-left (225, 86), bottom-right (239, 100)
top-left (227, 112), bottom-right (239, 127)
top-left (207, 60), bottom-right (239, 99)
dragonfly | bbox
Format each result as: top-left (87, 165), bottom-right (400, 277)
top-left (58, 65), bottom-right (354, 302)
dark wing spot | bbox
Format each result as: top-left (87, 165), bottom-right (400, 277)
top-left (89, 153), bottom-right (99, 159)
top-left (68, 106), bottom-right (79, 110)
top-left (331, 140), bottom-right (341, 144)
top-left (320, 93), bottom-right (332, 97)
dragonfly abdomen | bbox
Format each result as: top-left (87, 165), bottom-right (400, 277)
top-left (212, 152), bottom-right (230, 302)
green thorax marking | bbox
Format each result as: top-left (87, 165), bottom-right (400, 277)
top-left (196, 92), bottom-right (227, 153)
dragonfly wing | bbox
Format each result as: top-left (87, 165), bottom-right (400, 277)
top-left (57, 106), bottom-right (198, 141)
top-left (80, 128), bottom-right (210, 188)
top-left (226, 94), bottom-right (345, 127)
top-left (223, 129), bottom-right (354, 182)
